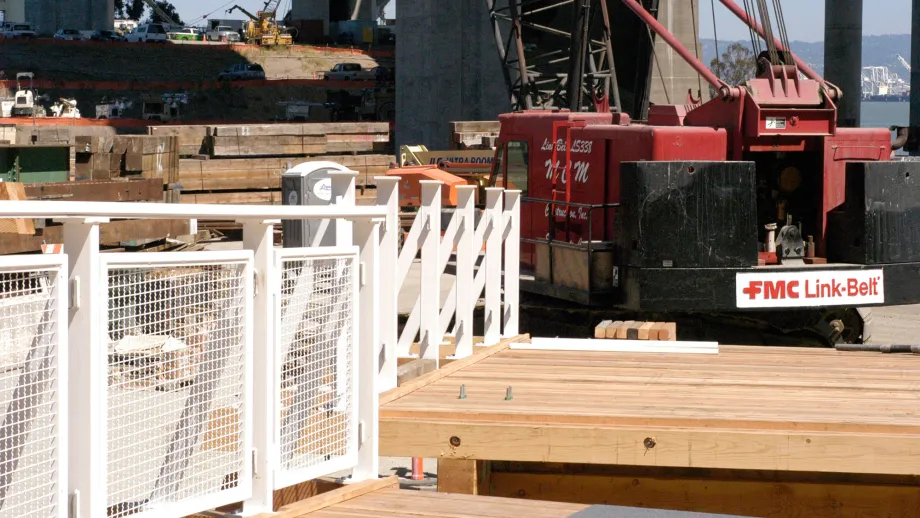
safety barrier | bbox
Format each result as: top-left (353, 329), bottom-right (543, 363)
top-left (0, 176), bottom-right (385, 516)
top-left (0, 255), bottom-right (68, 518)
top-left (375, 177), bottom-right (520, 391)
top-left (0, 169), bottom-right (522, 514)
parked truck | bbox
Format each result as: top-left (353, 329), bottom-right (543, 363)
top-left (323, 63), bottom-right (376, 82)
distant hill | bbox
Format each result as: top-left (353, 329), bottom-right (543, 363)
top-left (699, 34), bottom-right (911, 76)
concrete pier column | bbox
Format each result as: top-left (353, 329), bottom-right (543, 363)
top-left (824, 0), bottom-right (863, 127)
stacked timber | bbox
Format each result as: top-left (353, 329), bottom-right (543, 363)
top-left (149, 122), bottom-right (390, 158)
top-left (450, 121), bottom-right (501, 150)
top-left (74, 135), bottom-right (180, 202)
top-left (178, 154), bottom-right (394, 206)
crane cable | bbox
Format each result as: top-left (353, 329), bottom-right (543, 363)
top-left (710, 0), bottom-right (721, 68)
top-left (185, 0), bottom-right (238, 27)
top-left (755, 0), bottom-right (779, 65)
top-left (741, 0), bottom-right (761, 57)
top-left (771, 0), bottom-right (793, 65)
top-left (689, 0), bottom-right (703, 98)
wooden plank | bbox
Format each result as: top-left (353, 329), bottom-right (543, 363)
top-left (437, 459), bottom-right (485, 495)
top-left (0, 219), bottom-right (190, 255)
top-left (615, 320), bottom-right (635, 340)
top-left (210, 135), bottom-right (328, 158)
top-left (637, 322), bottom-right (656, 340)
top-left (179, 191), bottom-right (281, 205)
top-left (212, 122), bottom-right (389, 137)
top-left (0, 183), bottom-right (35, 235)
top-left (397, 359), bottom-right (438, 386)
top-left (648, 322), bottom-right (665, 340)
top-left (255, 476), bottom-right (399, 518)
top-left (378, 419), bottom-right (920, 476)
top-left (594, 320), bottom-right (613, 339)
top-left (512, 338), bottom-right (718, 354)
top-left (604, 321), bottom-right (623, 339)
top-left (379, 334), bottom-right (530, 406)
top-left (24, 179), bottom-right (163, 202)
top-left (659, 322), bottom-right (677, 341)
top-left (449, 121), bottom-right (501, 134)
top-left (487, 469), bottom-right (920, 518)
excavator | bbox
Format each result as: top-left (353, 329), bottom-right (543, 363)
top-left (227, 0), bottom-right (293, 46)
top-left (391, 0), bottom-right (920, 346)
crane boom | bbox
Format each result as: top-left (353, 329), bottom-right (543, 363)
top-left (227, 5), bottom-right (260, 21)
top-left (142, 0), bottom-right (180, 27)
top-left (898, 54), bottom-right (911, 73)
top-left (262, 0), bottom-right (283, 15)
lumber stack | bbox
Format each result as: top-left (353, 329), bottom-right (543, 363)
top-left (450, 121), bottom-right (501, 150)
top-left (178, 154), bottom-right (394, 206)
top-left (594, 321), bottom-right (677, 341)
top-left (149, 122), bottom-right (390, 158)
top-left (74, 135), bottom-right (180, 202)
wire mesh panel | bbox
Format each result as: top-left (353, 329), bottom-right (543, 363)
top-left (274, 248), bottom-right (358, 488)
top-left (103, 253), bottom-right (251, 518)
top-left (0, 258), bottom-right (66, 518)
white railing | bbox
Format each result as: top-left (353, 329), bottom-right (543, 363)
top-left (101, 251), bottom-right (253, 518)
top-left (0, 169), bottom-right (521, 516)
top-left (0, 255), bottom-right (68, 518)
top-left (0, 171), bottom-right (385, 517)
top-left (375, 177), bottom-right (521, 391)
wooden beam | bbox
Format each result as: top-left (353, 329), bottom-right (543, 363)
top-left (378, 419), bottom-right (920, 476)
top-left (254, 476), bottom-right (399, 518)
top-left (437, 459), bottom-right (489, 495)
top-left (24, 179), bottom-right (164, 202)
top-left (486, 469), bottom-right (920, 518)
top-left (379, 334), bottom-right (530, 406)
top-left (0, 219), bottom-right (190, 255)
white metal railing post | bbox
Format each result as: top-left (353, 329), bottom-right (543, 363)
top-left (503, 190), bottom-right (521, 337)
top-left (241, 219), bottom-right (279, 516)
top-left (375, 176), bottom-right (400, 392)
top-left (351, 217), bottom-right (381, 481)
top-left (419, 181), bottom-right (442, 362)
top-left (454, 186), bottom-right (477, 358)
top-left (329, 170), bottom-right (357, 248)
top-left (63, 217), bottom-right (108, 518)
top-left (483, 188), bottom-right (505, 346)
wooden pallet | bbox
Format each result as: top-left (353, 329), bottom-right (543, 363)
top-left (594, 320), bottom-right (676, 341)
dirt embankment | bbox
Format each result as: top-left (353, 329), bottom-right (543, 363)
top-left (0, 40), bottom-right (387, 82)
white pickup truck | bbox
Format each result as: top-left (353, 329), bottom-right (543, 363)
top-left (323, 63), bottom-right (376, 81)
top-left (0, 22), bottom-right (37, 39)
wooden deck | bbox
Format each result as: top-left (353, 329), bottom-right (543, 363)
top-left (254, 476), bottom-right (588, 518)
top-left (378, 339), bottom-right (920, 516)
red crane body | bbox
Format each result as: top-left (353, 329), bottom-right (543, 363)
top-left (488, 0), bottom-right (915, 341)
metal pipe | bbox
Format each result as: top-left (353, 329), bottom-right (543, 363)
top-left (891, 126), bottom-right (909, 151)
top-left (619, 0), bottom-right (736, 98)
top-left (835, 343), bottom-right (919, 353)
top-left (718, 0), bottom-right (830, 93)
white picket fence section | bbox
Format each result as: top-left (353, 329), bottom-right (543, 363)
top-left (0, 170), bottom-right (522, 517)
top-left (375, 178), bottom-right (521, 391)
top-left (0, 255), bottom-right (68, 518)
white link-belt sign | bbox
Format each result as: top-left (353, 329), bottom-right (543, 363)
top-left (736, 269), bottom-right (885, 308)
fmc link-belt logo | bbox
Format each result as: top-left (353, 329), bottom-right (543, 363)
top-left (742, 277), bottom-right (881, 300)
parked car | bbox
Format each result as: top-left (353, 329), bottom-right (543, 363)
top-left (206, 26), bottom-right (240, 42)
top-left (90, 30), bottom-right (125, 42)
top-left (323, 63), bottom-right (376, 81)
top-left (1, 22), bottom-right (37, 39)
top-left (54, 29), bottom-right (87, 41)
top-left (125, 23), bottom-right (168, 43)
top-left (169, 28), bottom-right (202, 41)
top-left (218, 63), bottom-right (266, 81)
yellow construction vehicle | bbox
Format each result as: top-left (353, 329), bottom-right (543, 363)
top-left (227, 2), bottom-right (293, 46)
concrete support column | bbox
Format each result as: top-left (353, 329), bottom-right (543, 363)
top-left (395, 0), bottom-right (510, 150)
top-left (824, 0), bottom-right (863, 127)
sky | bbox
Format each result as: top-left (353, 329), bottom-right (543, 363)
top-left (168, 0), bottom-right (907, 41)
